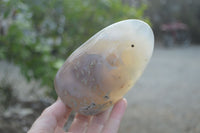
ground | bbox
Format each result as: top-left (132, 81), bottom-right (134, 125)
top-left (0, 45), bottom-right (200, 133)
top-left (119, 45), bottom-right (200, 133)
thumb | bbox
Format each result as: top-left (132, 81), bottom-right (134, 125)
top-left (28, 99), bottom-right (71, 133)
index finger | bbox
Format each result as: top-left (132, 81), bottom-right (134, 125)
top-left (102, 98), bottom-right (127, 133)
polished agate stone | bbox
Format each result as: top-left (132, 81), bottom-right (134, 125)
top-left (54, 19), bottom-right (154, 115)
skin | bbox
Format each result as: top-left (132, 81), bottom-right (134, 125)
top-left (28, 98), bottom-right (127, 133)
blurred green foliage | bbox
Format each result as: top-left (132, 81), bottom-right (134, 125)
top-left (0, 78), bottom-right (13, 109)
top-left (0, 0), bottom-right (149, 97)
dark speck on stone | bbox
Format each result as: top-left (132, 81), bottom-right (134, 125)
top-left (104, 95), bottom-right (109, 100)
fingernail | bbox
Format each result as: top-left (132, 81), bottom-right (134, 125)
top-left (122, 98), bottom-right (127, 107)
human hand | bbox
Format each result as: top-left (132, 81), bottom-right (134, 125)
top-left (28, 98), bottom-right (127, 133)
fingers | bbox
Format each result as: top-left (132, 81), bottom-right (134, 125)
top-left (86, 108), bottom-right (112, 133)
top-left (28, 98), bottom-right (127, 133)
top-left (69, 99), bottom-right (127, 133)
top-left (55, 127), bottom-right (66, 133)
top-left (28, 98), bottom-right (72, 133)
top-left (41, 98), bottom-right (72, 127)
top-left (102, 98), bottom-right (127, 133)
top-left (68, 114), bottom-right (91, 133)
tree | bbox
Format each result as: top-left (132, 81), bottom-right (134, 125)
top-left (144, 0), bottom-right (200, 42)
top-left (0, 0), bottom-right (149, 97)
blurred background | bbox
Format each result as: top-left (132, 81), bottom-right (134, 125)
top-left (0, 0), bottom-right (200, 133)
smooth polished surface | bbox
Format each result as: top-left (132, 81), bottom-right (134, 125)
top-left (54, 19), bottom-right (154, 115)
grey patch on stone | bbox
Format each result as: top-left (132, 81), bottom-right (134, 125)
top-left (91, 102), bottom-right (96, 107)
top-left (92, 78), bottom-right (95, 81)
top-left (74, 65), bottom-right (78, 70)
top-left (75, 72), bottom-right (79, 79)
top-left (79, 102), bottom-right (98, 115)
top-left (89, 60), bottom-right (96, 68)
top-left (81, 70), bottom-right (85, 75)
top-left (81, 79), bottom-right (88, 85)
top-left (87, 70), bottom-right (91, 75)
top-left (71, 99), bottom-right (77, 107)
top-left (64, 90), bottom-right (68, 95)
